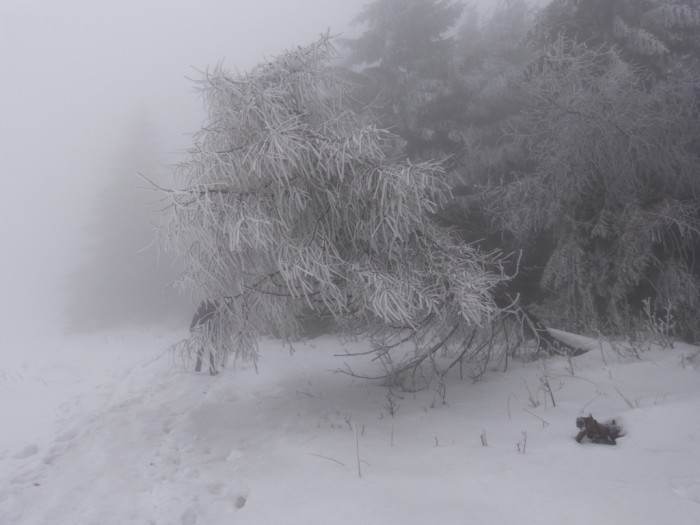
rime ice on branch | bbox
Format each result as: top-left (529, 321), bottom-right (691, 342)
top-left (160, 35), bottom-right (505, 372)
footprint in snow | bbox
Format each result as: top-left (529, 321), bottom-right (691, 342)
top-left (181, 508), bottom-right (197, 524)
top-left (55, 428), bottom-right (79, 442)
top-left (162, 416), bottom-right (177, 434)
top-left (204, 480), bottom-right (249, 510)
top-left (41, 432), bottom-right (79, 466)
top-left (12, 444), bottom-right (38, 459)
top-left (670, 477), bottom-right (700, 504)
top-left (207, 480), bottom-right (224, 496)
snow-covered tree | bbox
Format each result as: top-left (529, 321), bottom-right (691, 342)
top-left (497, 38), bottom-right (700, 335)
top-left (532, 0), bottom-right (700, 73)
top-left (342, 1), bottom-right (578, 354)
top-left (160, 36), bottom-right (505, 373)
top-left (483, 0), bottom-right (700, 338)
top-left (442, 0), bottom-right (536, 204)
top-left (343, 0), bottom-right (465, 161)
top-left (423, 1), bottom-right (542, 305)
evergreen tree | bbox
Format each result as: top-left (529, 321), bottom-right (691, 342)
top-left (497, 36), bottom-right (700, 336)
top-left (343, 0), bottom-right (465, 161)
top-left (492, 0), bottom-right (700, 338)
top-left (447, 0), bottom-right (536, 197)
top-left (344, 1), bottom-right (574, 350)
top-left (434, 1), bottom-right (541, 299)
top-left (344, 0), bottom-right (535, 236)
top-left (532, 0), bottom-right (700, 74)
top-left (160, 37), bottom-right (505, 374)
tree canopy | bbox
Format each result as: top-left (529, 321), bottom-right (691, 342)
top-left (343, 0), bottom-right (465, 161)
top-left (161, 36), bottom-right (505, 371)
top-left (162, 0), bottom-right (700, 378)
top-left (498, 38), bottom-right (700, 331)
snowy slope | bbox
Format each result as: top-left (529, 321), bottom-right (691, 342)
top-left (1, 328), bottom-right (699, 524)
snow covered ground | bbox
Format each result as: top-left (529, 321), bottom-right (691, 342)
top-left (1, 327), bottom-right (699, 524)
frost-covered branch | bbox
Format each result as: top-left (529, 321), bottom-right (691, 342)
top-left (161, 35), bottom-right (506, 372)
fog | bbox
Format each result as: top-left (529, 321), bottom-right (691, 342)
top-left (0, 0), bottom-right (374, 337)
top-left (0, 0), bottom-right (502, 338)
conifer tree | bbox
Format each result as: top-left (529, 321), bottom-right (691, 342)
top-left (160, 37), bottom-right (505, 372)
top-left (447, 0), bottom-right (536, 198)
top-left (343, 0), bottom-right (465, 161)
top-left (532, 0), bottom-right (700, 73)
top-left (435, 1), bottom-right (541, 298)
top-left (497, 36), bottom-right (700, 335)
top-left (497, 0), bottom-right (700, 338)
